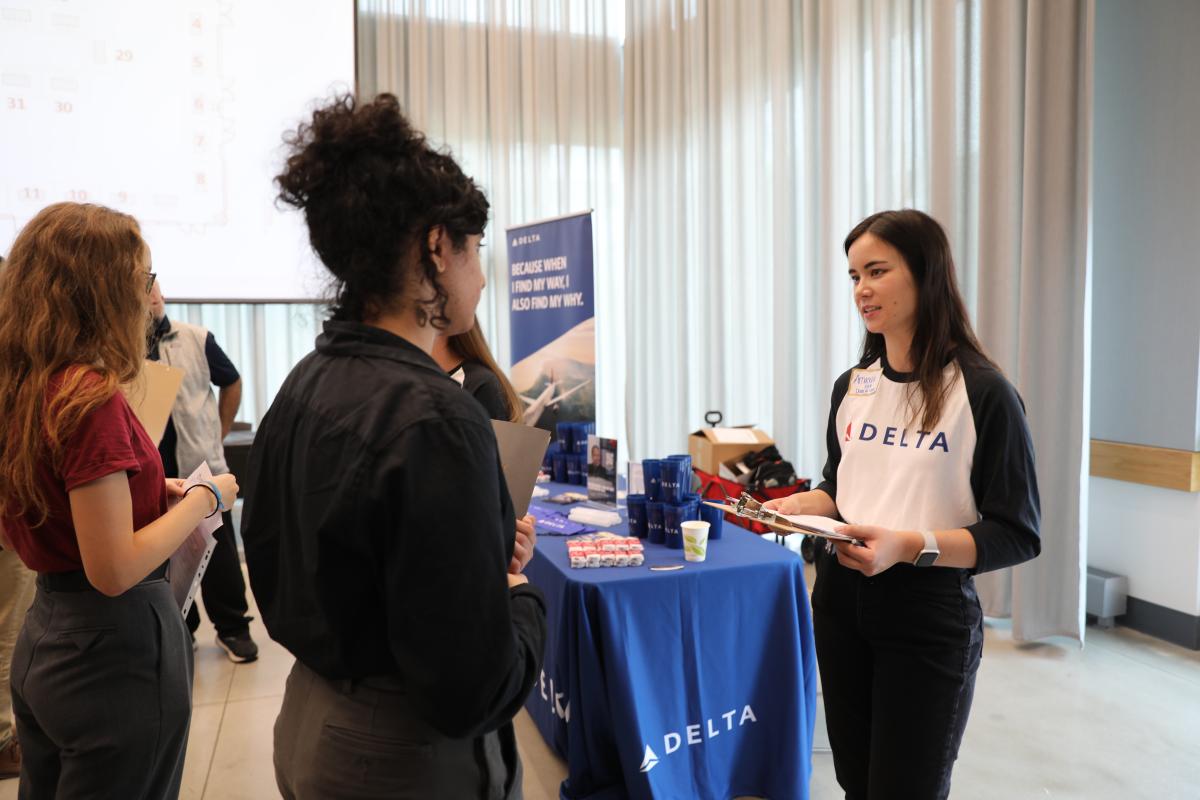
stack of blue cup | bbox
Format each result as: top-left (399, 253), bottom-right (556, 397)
top-left (572, 421), bottom-right (596, 455)
top-left (662, 493), bottom-right (701, 549)
top-left (556, 422), bottom-right (574, 455)
top-left (660, 454), bottom-right (692, 503)
top-left (626, 494), bottom-right (648, 538)
top-left (551, 452), bottom-right (569, 483)
top-left (646, 501), bottom-right (666, 544)
top-left (643, 459), bottom-right (663, 502)
top-left (698, 496), bottom-right (725, 540)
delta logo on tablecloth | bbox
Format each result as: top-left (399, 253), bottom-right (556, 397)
top-left (538, 669), bottom-right (570, 723)
top-left (638, 705), bottom-right (758, 773)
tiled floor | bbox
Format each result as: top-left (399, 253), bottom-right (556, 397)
top-left (3, 565), bottom-right (1199, 799)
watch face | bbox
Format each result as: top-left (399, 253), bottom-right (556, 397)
top-left (915, 550), bottom-right (939, 568)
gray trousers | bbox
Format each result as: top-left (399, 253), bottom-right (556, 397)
top-left (274, 660), bottom-right (523, 800)
top-left (10, 573), bottom-right (193, 799)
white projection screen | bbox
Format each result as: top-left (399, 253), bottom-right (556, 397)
top-left (0, 1), bottom-right (355, 301)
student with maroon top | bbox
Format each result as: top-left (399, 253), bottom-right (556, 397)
top-left (0, 203), bottom-right (240, 799)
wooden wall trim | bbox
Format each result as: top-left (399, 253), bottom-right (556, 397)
top-left (1090, 439), bottom-right (1200, 492)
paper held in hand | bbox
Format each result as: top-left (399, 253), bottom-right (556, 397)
top-left (168, 462), bottom-right (225, 616)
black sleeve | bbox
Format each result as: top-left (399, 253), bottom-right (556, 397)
top-left (204, 332), bottom-right (240, 387)
top-left (962, 363), bottom-right (1042, 574)
top-left (814, 369), bottom-right (853, 504)
top-left (380, 416), bottom-right (546, 738)
top-left (462, 362), bottom-right (513, 421)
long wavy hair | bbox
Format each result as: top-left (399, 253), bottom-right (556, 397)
top-left (0, 203), bottom-right (149, 524)
top-left (449, 318), bottom-right (523, 423)
top-left (845, 209), bottom-right (995, 430)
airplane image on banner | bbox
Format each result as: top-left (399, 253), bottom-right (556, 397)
top-left (520, 371), bottom-right (592, 426)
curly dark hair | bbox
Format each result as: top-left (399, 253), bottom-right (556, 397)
top-left (277, 93), bottom-right (488, 324)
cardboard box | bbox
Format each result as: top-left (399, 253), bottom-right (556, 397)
top-left (687, 427), bottom-right (774, 476)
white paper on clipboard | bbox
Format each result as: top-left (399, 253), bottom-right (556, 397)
top-left (168, 462), bottom-right (225, 616)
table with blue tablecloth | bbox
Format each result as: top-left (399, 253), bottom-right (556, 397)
top-left (523, 484), bottom-right (817, 800)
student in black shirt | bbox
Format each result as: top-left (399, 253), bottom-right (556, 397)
top-left (242, 94), bottom-right (546, 800)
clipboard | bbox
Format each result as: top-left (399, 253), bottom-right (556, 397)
top-left (492, 420), bottom-right (552, 518)
top-left (702, 498), bottom-right (865, 546)
top-left (120, 360), bottom-right (184, 445)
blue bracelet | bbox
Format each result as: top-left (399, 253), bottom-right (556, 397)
top-left (184, 482), bottom-right (222, 518)
top-left (203, 480), bottom-right (226, 512)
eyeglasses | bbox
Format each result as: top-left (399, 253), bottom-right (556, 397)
top-left (145, 271), bottom-right (157, 293)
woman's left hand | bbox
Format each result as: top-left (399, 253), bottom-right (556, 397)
top-left (832, 525), bottom-right (921, 577)
top-left (510, 514), bottom-right (537, 575)
top-left (165, 478), bottom-right (188, 498)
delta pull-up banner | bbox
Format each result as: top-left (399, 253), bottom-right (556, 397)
top-left (507, 210), bottom-right (596, 432)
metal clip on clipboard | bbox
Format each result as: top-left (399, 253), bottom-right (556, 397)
top-left (703, 487), bottom-right (866, 547)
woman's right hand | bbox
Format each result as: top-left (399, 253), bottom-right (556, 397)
top-left (507, 573), bottom-right (529, 588)
top-left (210, 473), bottom-right (240, 511)
top-left (763, 490), bottom-right (823, 517)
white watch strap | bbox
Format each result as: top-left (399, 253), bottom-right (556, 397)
top-left (913, 529), bottom-right (939, 566)
top-left (920, 529), bottom-right (938, 553)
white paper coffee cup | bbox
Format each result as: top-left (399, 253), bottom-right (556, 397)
top-left (681, 520), bottom-right (710, 562)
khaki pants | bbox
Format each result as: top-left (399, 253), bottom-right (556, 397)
top-left (0, 548), bottom-right (36, 748)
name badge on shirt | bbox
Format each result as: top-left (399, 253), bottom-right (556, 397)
top-left (848, 368), bottom-right (882, 397)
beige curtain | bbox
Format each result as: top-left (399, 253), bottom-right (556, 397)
top-left (965, 0), bottom-right (1093, 642)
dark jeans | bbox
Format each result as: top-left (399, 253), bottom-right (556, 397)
top-left (274, 660), bottom-right (523, 800)
top-left (10, 573), bottom-right (192, 799)
top-left (811, 547), bottom-right (984, 800)
top-left (186, 510), bottom-right (252, 637)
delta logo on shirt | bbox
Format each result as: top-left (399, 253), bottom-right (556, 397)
top-left (844, 420), bottom-right (951, 453)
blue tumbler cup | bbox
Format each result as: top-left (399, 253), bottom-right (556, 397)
top-left (626, 494), bottom-right (648, 538)
top-left (646, 501), bottom-right (666, 544)
top-left (667, 455), bottom-right (696, 494)
top-left (663, 500), bottom-right (699, 550)
top-left (552, 452), bottom-right (569, 483)
top-left (643, 459), bottom-right (663, 501)
top-left (566, 454), bottom-right (581, 485)
top-left (660, 457), bottom-right (691, 503)
top-left (556, 422), bottom-right (574, 455)
top-left (573, 421), bottom-right (596, 454)
top-left (699, 497), bottom-right (725, 540)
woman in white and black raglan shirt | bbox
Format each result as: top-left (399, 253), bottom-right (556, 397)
top-left (764, 209), bottom-right (1040, 800)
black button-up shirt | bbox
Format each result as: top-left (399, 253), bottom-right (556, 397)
top-left (242, 321), bottom-right (546, 739)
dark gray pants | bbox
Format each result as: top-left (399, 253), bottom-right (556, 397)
top-left (10, 573), bottom-right (193, 799)
top-left (274, 660), bottom-right (523, 800)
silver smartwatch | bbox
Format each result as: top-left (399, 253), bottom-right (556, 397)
top-left (912, 529), bottom-right (939, 567)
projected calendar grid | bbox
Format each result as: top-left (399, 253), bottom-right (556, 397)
top-left (0, 0), bottom-right (354, 301)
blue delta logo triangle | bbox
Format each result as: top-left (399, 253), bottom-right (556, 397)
top-left (639, 744), bottom-right (659, 773)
